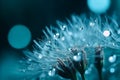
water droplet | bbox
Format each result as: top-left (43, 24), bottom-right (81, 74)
top-left (108, 55), bottom-right (116, 63)
top-left (79, 27), bottom-right (83, 31)
top-left (68, 48), bottom-right (72, 52)
top-left (45, 41), bottom-right (51, 45)
top-left (54, 33), bottom-right (60, 40)
top-left (109, 67), bottom-right (115, 73)
top-left (85, 67), bottom-right (92, 74)
top-left (33, 51), bottom-right (43, 59)
top-left (73, 52), bottom-right (82, 61)
top-left (38, 54), bottom-right (43, 59)
top-left (117, 29), bottom-right (120, 34)
top-left (48, 68), bottom-right (56, 76)
top-left (85, 70), bottom-right (89, 74)
top-left (112, 43), bottom-right (115, 46)
top-left (85, 69), bottom-right (91, 74)
top-left (44, 41), bottom-right (52, 50)
top-left (103, 30), bottom-right (110, 37)
top-left (61, 25), bottom-right (66, 31)
top-left (89, 22), bottom-right (95, 27)
top-left (28, 58), bottom-right (32, 62)
top-left (56, 33), bottom-right (59, 36)
top-left (68, 31), bottom-right (73, 36)
top-left (61, 37), bottom-right (65, 41)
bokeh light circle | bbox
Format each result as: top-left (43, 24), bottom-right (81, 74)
top-left (8, 24), bottom-right (32, 49)
top-left (87, 0), bottom-right (111, 14)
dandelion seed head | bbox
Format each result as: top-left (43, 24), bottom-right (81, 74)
top-left (22, 14), bottom-right (120, 79)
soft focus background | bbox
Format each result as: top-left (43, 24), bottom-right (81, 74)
top-left (0, 0), bottom-right (120, 80)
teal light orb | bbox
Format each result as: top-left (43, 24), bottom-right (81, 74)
top-left (87, 0), bottom-right (111, 14)
top-left (8, 25), bottom-right (32, 49)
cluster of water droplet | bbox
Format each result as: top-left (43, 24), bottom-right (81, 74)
top-left (21, 15), bottom-right (120, 80)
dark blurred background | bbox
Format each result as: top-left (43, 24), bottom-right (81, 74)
top-left (0, 0), bottom-right (119, 71)
top-left (0, 0), bottom-right (88, 54)
top-left (0, 0), bottom-right (120, 79)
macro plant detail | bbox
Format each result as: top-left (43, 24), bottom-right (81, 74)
top-left (21, 14), bottom-right (120, 80)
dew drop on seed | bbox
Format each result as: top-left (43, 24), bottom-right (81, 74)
top-left (28, 58), bottom-right (32, 62)
top-left (103, 30), bottom-right (110, 37)
top-left (89, 22), bottom-right (95, 27)
top-left (48, 68), bottom-right (56, 76)
top-left (45, 41), bottom-right (51, 46)
top-left (85, 70), bottom-right (89, 74)
top-left (61, 25), bottom-right (66, 31)
top-left (117, 29), bottom-right (120, 34)
top-left (73, 52), bottom-right (82, 61)
top-left (108, 55), bottom-right (116, 63)
top-left (56, 33), bottom-right (59, 36)
top-left (109, 67), bottom-right (115, 73)
top-left (38, 54), bottom-right (43, 59)
top-left (68, 48), bottom-right (72, 52)
top-left (54, 33), bottom-right (60, 40)
top-left (61, 37), bottom-right (65, 41)
top-left (68, 31), bottom-right (73, 36)
top-left (79, 26), bottom-right (84, 31)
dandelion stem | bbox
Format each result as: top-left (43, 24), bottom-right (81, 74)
top-left (98, 70), bottom-right (102, 80)
top-left (71, 76), bottom-right (77, 80)
top-left (81, 74), bottom-right (85, 80)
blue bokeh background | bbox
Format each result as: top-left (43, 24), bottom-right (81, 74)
top-left (0, 0), bottom-right (120, 80)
